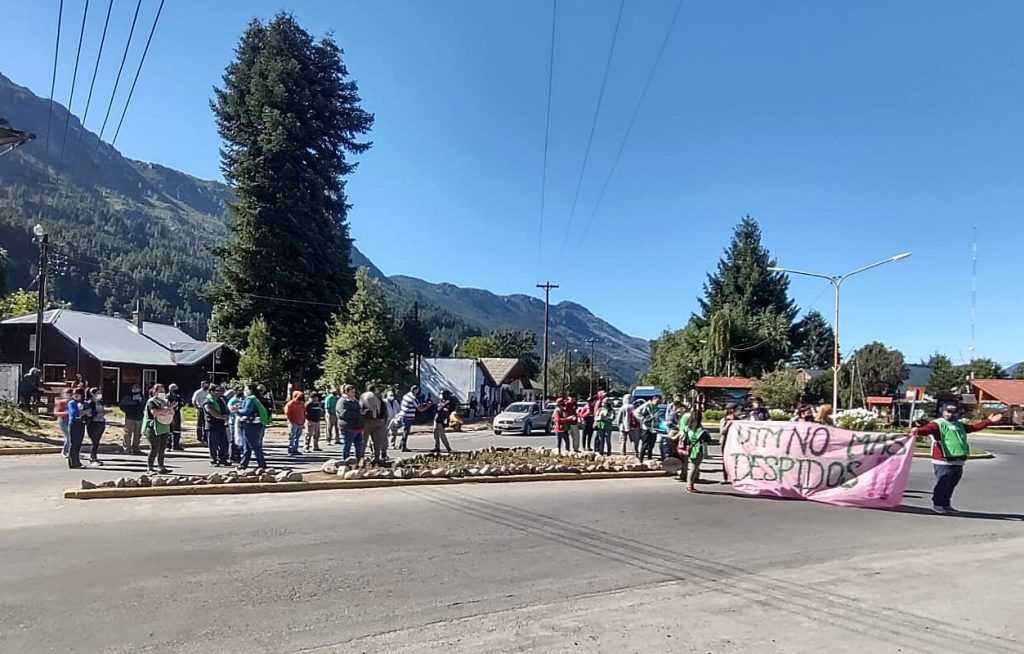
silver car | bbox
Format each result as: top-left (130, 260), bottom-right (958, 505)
top-left (493, 402), bottom-right (553, 436)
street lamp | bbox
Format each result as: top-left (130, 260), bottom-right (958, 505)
top-left (32, 224), bottom-right (49, 372)
top-left (769, 252), bottom-right (911, 411)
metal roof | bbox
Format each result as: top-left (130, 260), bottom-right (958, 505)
top-left (478, 358), bottom-right (528, 386)
top-left (696, 376), bottom-right (754, 390)
top-left (2, 309), bottom-right (224, 366)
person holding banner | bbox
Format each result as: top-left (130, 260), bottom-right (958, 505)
top-left (912, 405), bottom-right (1002, 514)
top-left (747, 397), bottom-right (770, 421)
top-left (676, 409), bottom-right (709, 493)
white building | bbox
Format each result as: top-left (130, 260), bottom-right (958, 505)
top-left (418, 358), bottom-right (498, 406)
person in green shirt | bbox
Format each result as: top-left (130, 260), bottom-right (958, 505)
top-left (677, 409), bottom-right (709, 493)
top-left (594, 397), bottom-right (616, 456)
top-left (325, 388), bottom-right (341, 445)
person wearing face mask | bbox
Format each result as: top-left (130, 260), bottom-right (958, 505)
top-left (143, 384), bottom-right (174, 474)
top-left (204, 385), bottom-right (231, 466)
top-left (912, 403), bottom-right (1003, 514)
top-left (119, 384), bottom-right (146, 454)
top-left (236, 385), bottom-right (270, 470)
top-left (384, 389), bottom-right (402, 447)
top-left (86, 387), bottom-right (107, 466)
top-left (227, 387), bottom-right (245, 463)
top-left (165, 383), bottom-right (185, 452)
top-left (66, 388), bottom-right (92, 469)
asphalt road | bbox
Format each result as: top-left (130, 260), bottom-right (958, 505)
top-left (0, 434), bottom-right (1022, 653)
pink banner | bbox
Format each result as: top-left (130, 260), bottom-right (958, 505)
top-left (723, 420), bottom-right (916, 508)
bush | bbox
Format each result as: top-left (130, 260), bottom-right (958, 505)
top-left (769, 409), bottom-right (791, 421)
top-left (834, 408), bottom-right (879, 431)
top-left (703, 410), bottom-right (725, 423)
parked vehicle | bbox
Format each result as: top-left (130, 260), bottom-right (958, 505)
top-left (493, 401), bottom-right (553, 435)
top-left (631, 385), bottom-right (663, 403)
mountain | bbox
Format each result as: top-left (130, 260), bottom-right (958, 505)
top-left (382, 276), bottom-right (649, 383)
top-left (0, 70), bottom-right (649, 382)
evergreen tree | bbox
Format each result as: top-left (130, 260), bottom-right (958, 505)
top-left (792, 310), bottom-right (835, 369)
top-left (238, 318), bottom-right (286, 389)
top-left (699, 216), bottom-right (797, 321)
top-left (321, 269), bottom-right (410, 389)
top-left (926, 354), bottom-right (963, 395)
top-left (209, 13), bottom-right (374, 383)
top-left (961, 358), bottom-right (1005, 380)
top-left (0, 246), bottom-right (7, 295)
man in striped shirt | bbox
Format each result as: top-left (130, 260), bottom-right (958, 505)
top-left (399, 385), bottom-right (431, 452)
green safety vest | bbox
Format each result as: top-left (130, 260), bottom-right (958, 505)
top-left (936, 418), bottom-right (970, 459)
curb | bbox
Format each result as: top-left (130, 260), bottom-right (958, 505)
top-left (63, 470), bottom-right (666, 500)
top-left (0, 442), bottom-right (206, 456)
top-left (912, 450), bottom-right (993, 460)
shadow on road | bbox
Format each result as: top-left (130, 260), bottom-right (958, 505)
top-left (886, 505), bottom-right (1024, 521)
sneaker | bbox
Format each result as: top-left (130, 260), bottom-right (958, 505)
top-left (946, 506), bottom-right (959, 514)
top-left (313, 446), bottom-right (322, 452)
top-left (90, 459), bottom-right (104, 467)
top-left (686, 487), bottom-right (700, 494)
top-left (401, 447), bottom-right (411, 452)
top-left (158, 467), bottom-right (171, 474)
top-left (932, 505), bottom-right (949, 514)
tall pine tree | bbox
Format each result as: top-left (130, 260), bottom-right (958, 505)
top-left (696, 216), bottom-right (797, 375)
top-left (699, 216), bottom-right (796, 321)
top-left (209, 14), bottom-right (373, 383)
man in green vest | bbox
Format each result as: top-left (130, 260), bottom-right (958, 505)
top-left (911, 403), bottom-right (1002, 514)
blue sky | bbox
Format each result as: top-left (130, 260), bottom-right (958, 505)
top-left (3, 1), bottom-right (1023, 366)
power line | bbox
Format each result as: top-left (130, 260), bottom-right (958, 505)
top-left (577, 0), bottom-right (684, 246)
top-left (42, 0), bottom-right (65, 173)
top-left (556, 0), bottom-right (625, 258)
top-left (536, 0), bottom-right (558, 274)
top-left (58, 0), bottom-right (91, 166)
top-left (239, 293), bottom-right (345, 308)
top-left (97, 0), bottom-right (166, 184)
top-left (76, 0), bottom-right (115, 148)
top-left (93, 0), bottom-right (143, 151)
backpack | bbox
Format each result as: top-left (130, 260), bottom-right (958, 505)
top-left (629, 408), bottom-right (639, 429)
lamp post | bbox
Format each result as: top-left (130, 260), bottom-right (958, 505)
top-left (769, 252), bottom-right (911, 411)
top-left (32, 224), bottom-right (49, 372)
top-left (584, 338), bottom-right (599, 397)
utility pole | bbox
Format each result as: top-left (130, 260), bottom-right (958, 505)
top-left (536, 282), bottom-right (559, 402)
top-left (585, 337), bottom-right (598, 397)
top-left (567, 348), bottom-right (574, 397)
top-left (413, 301), bottom-right (422, 386)
top-left (32, 225), bottom-right (49, 372)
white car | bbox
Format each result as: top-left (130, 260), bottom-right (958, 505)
top-left (493, 402), bottom-right (553, 436)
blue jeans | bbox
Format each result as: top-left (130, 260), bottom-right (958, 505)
top-left (342, 430), bottom-right (365, 461)
top-left (60, 419), bottom-right (70, 456)
top-left (400, 418), bottom-right (414, 449)
top-left (288, 424), bottom-right (303, 453)
top-left (240, 422), bottom-right (267, 469)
